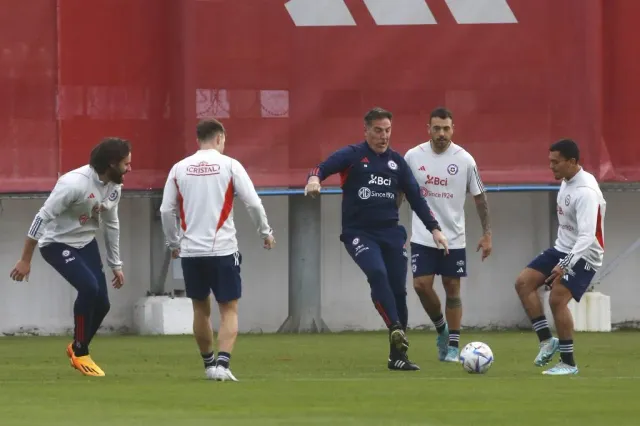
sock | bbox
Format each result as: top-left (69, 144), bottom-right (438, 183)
top-left (531, 315), bottom-right (553, 342)
top-left (201, 351), bottom-right (215, 369)
top-left (448, 330), bottom-right (460, 348)
top-left (71, 284), bottom-right (99, 357)
top-left (430, 313), bottom-right (447, 334)
top-left (559, 339), bottom-right (575, 366)
top-left (216, 351), bottom-right (231, 369)
top-left (72, 314), bottom-right (91, 356)
top-left (86, 302), bottom-right (111, 346)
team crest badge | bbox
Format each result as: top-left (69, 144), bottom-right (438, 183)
top-left (387, 160), bottom-right (397, 170)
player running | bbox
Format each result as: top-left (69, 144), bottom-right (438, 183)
top-left (404, 107), bottom-right (492, 363)
top-left (9, 137), bottom-right (131, 377)
top-left (160, 118), bottom-right (275, 382)
top-left (514, 139), bottom-right (605, 375)
top-left (304, 107), bottom-right (448, 371)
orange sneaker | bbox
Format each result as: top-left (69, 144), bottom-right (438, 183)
top-left (66, 343), bottom-right (105, 377)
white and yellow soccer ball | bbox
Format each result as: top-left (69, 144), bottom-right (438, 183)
top-left (460, 341), bottom-right (494, 374)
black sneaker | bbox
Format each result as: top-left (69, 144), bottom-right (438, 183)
top-left (388, 354), bottom-right (420, 371)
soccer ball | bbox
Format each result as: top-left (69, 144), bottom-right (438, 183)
top-left (460, 341), bottom-right (494, 374)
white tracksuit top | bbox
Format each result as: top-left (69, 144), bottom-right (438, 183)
top-left (160, 149), bottom-right (272, 257)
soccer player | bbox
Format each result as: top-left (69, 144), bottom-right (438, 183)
top-left (9, 137), bottom-right (131, 377)
top-left (304, 107), bottom-right (448, 371)
top-left (514, 139), bottom-right (605, 375)
top-left (160, 118), bottom-right (275, 382)
top-left (404, 107), bottom-right (492, 363)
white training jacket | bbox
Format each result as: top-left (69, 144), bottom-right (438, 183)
top-left (160, 148), bottom-right (272, 257)
top-left (27, 165), bottom-right (123, 270)
top-left (555, 168), bottom-right (606, 270)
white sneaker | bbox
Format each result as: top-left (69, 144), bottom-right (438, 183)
top-left (542, 361), bottom-right (579, 375)
top-left (212, 365), bottom-right (238, 382)
top-left (205, 366), bottom-right (217, 380)
top-left (534, 337), bottom-right (559, 366)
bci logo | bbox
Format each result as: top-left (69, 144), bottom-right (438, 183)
top-left (425, 175), bottom-right (448, 186)
top-left (368, 174), bottom-right (391, 186)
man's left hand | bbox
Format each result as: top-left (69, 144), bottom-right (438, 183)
top-left (476, 233), bottom-right (492, 261)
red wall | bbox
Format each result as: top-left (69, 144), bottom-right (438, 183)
top-left (1, 0), bottom-right (638, 192)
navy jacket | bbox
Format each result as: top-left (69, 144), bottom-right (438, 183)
top-left (309, 141), bottom-right (441, 233)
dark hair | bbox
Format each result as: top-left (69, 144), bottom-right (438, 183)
top-left (196, 118), bottom-right (226, 142)
top-left (550, 139), bottom-right (580, 163)
top-left (430, 107), bottom-right (453, 123)
top-left (89, 137), bottom-right (131, 174)
top-left (364, 107), bottom-right (393, 127)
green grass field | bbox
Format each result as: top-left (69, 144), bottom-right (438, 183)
top-left (0, 331), bottom-right (638, 425)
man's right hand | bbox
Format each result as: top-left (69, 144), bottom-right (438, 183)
top-left (264, 234), bottom-right (276, 250)
top-left (304, 177), bottom-right (322, 198)
top-left (10, 260), bottom-right (31, 282)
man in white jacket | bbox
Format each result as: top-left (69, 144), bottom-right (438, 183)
top-left (10, 137), bottom-right (131, 377)
top-left (160, 118), bottom-right (275, 382)
top-left (514, 139), bottom-right (606, 376)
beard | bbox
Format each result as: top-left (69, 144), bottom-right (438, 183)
top-left (107, 166), bottom-right (124, 184)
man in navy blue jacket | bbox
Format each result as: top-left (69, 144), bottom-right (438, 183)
top-left (305, 107), bottom-right (448, 371)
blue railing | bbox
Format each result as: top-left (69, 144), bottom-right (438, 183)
top-left (0, 185), bottom-right (561, 199)
top-left (255, 185), bottom-right (560, 196)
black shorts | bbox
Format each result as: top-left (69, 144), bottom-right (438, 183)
top-left (410, 243), bottom-right (467, 278)
top-left (181, 252), bottom-right (242, 303)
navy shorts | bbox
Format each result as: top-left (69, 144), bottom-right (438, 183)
top-left (181, 252), bottom-right (242, 303)
top-left (410, 243), bottom-right (467, 278)
top-left (527, 247), bottom-right (596, 302)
